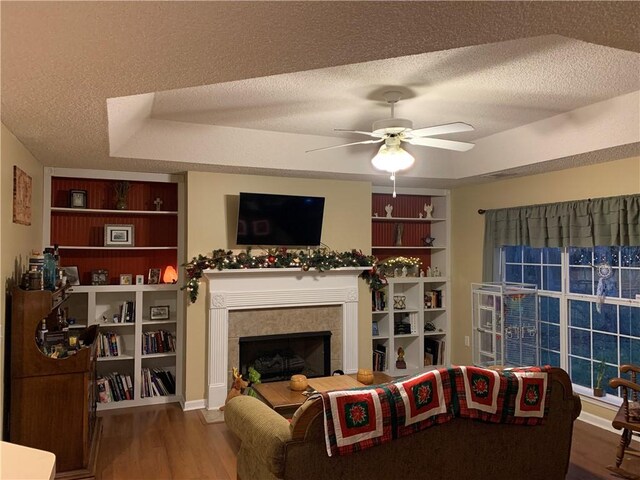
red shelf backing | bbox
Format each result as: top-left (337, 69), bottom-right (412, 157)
top-left (50, 176), bottom-right (179, 285)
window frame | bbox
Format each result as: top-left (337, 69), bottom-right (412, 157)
top-left (500, 246), bottom-right (640, 407)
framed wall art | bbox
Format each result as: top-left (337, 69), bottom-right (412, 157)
top-left (104, 224), bottom-right (135, 247)
top-left (69, 189), bottom-right (87, 208)
top-left (149, 305), bottom-right (170, 320)
top-left (13, 166), bottom-right (32, 225)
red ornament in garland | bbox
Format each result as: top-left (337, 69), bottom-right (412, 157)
top-left (268, 255), bottom-right (276, 264)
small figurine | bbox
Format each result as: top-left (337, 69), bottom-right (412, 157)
top-left (426, 266), bottom-right (432, 277)
top-left (153, 197), bottom-right (163, 211)
top-left (373, 212), bottom-right (378, 217)
top-left (385, 204), bottom-right (393, 218)
top-left (420, 269), bottom-right (425, 277)
top-left (396, 347), bottom-right (407, 369)
top-left (221, 367), bottom-right (248, 410)
top-left (419, 213), bottom-right (423, 219)
top-left (402, 266), bottom-right (408, 277)
top-left (424, 203), bottom-right (433, 219)
top-left (423, 236), bottom-right (435, 247)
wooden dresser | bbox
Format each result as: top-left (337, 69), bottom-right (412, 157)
top-left (8, 287), bottom-right (100, 479)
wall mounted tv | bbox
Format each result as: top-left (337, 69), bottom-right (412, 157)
top-left (236, 192), bottom-right (325, 247)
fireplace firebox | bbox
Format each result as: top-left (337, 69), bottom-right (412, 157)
top-left (239, 331), bottom-right (331, 382)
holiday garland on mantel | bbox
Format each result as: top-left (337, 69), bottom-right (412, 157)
top-left (183, 248), bottom-right (378, 303)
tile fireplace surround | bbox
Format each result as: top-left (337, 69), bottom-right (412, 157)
top-left (203, 267), bottom-right (367, 409)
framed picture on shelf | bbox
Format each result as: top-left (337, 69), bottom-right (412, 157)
top-left (69, 189), bottom-right (87, 208)
top-left (119, 274), bottom-right (133, 285)
top-left (135, 274), bottom-right (144, 285)
top-left (148, 268), bottom-right (161, 285)
top-left (372, 322), bottom-right (379, 336)
top-left (104, 224), bottom-right (135, 247)
top-left (91, 269), bottom-right (109, 285)
top-left (149, 305), bottom-right (170, 320)
top-left (64, 266), bottom-right (80, 286)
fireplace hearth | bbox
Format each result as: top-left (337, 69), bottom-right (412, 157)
top-left (239, 331), bottom-right (331, 382)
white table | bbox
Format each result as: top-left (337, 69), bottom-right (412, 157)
top-left (0, 441), bottom-right (55, 480)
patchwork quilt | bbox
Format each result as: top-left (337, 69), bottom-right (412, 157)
top-left (317, 386), bottom-right (394, 457)
top-left (316, 365), bottom-right (551, 456)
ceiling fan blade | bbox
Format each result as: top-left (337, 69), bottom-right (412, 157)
top-left (334, 129), bottom-right (383, 138)
top-left (409, 122), bottom-right (474, 138)
top-left (305, 138), bottom-right (384, 153)
top-left (405, 137), bottom-right (475, 152)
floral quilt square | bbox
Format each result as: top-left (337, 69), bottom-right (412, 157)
top-left (458, 366), bottom-right (503, 419)
top-left (514, 372), bottom-right (548, 418)
top-left (461, 366), bottom-right (501, 411)
top-left (320, 387), bottom-right (392, 456)
top-left (395, 369), bottom-right (449, 426)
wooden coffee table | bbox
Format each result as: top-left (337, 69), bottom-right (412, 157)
top-left (252, 372), bottom-right (392, 416)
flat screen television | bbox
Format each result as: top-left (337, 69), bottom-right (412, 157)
top-left (236, 192), bottom-right (325, 247)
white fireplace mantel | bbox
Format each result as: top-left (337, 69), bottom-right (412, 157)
top-left (204, 267), bottom-right (367, 409)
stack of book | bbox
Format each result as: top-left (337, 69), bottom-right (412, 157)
top-left (394, 312), bottom-right (417, 335)
top-left (373, 344), bottom-right (387, 372)
top-left (141, 368), bottom-right (176, 397)
top-left (424, 337), bottom-right (446, 366)
top-left (141, 330), bottom-right (175, 354)
top-left (97, 331), bottom-right (122, 357)
top-left (97, 372), bottom-right (133, 402)
top-left (117, 301), bottom-right (135, 323)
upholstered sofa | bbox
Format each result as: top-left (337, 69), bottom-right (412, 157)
top-left (225, 367), bottom-right (581, 480)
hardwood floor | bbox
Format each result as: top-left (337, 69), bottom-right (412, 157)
top-left (96, 404), bottom-right (639, 479)
top-left (97, 405), bottom-right (240, 480)
top-left (568, 420), bottom-right (639, 479)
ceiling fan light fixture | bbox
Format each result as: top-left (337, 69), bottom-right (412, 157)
top-left (371, 143), bottom-right (415, 173)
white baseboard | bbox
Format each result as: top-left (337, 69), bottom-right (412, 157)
top-left (182, 399), bottom-right (206, 411)
top-left (578, 411), bottom-right (639, 443)
top-left (578, 411), bottom-right (617, 434)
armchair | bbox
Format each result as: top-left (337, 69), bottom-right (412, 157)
top-left (608, 364), bottom-right (640, 479)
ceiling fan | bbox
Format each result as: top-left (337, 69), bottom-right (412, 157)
top-left (306, 90), bottom-right (475, 173)
top-left (306, 90), bottom-right (475, 195)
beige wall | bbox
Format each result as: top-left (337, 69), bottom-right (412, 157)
top-left (1, 123), bottom-right (44, 431)
top-left (3, 120), bottom-right (634, 422)
top-left (184, 172), bottom-right (371, 403)
top-left (450, 155), bottom-right (640, 421)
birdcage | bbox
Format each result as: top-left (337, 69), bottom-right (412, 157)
top-left (471, 282), bottom-right (539, 368)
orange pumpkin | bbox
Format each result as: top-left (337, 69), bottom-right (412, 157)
top-left (357, 368), bottom-right (374, 385)
top-left (290, 374), bottom-right (308, 391)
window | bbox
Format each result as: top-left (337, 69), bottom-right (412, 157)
top-left (502, 245), bottom-right (640, 403)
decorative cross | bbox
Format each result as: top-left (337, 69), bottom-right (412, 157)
top-left (153, 197), bottom-right (163, 211)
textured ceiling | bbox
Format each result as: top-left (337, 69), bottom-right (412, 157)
top-left (149, 35), bottom-right (638, 140)
top-left (2, 1), bottom-right (639, 188)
